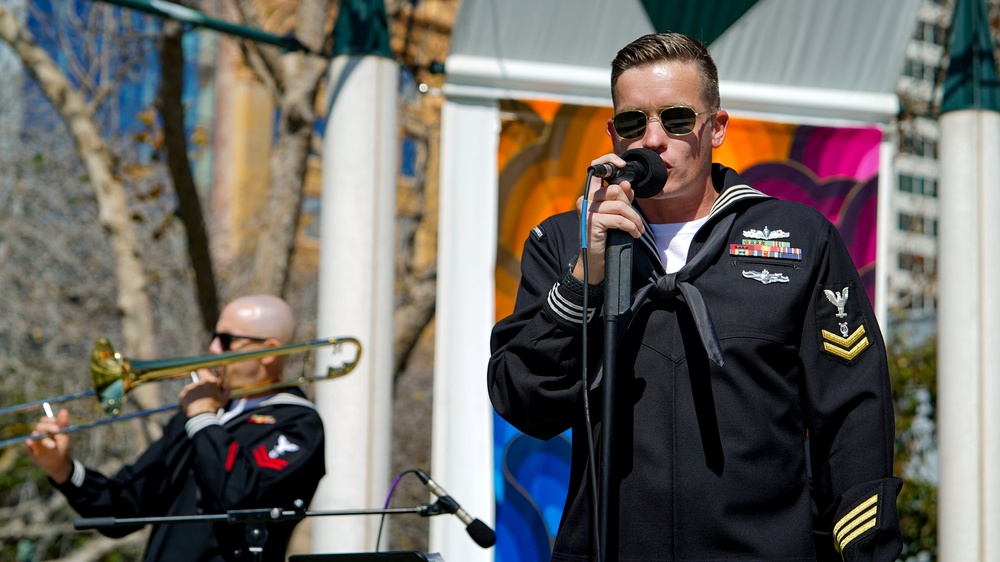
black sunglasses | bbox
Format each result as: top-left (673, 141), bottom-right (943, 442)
top-left (210, 330), bottom-right (270, 351)
top-left (611, 105), bottom-right (716, 139)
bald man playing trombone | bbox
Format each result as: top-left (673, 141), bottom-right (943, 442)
top-left (27, 294), bottom-right (326, 562)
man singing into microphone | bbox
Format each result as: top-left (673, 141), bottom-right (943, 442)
top-left (27, 295), bottom-right (325, 562)
top-left (488, 32), bottom-right (902, 560)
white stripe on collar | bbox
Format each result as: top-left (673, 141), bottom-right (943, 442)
top-left (707, 184), bottom-right (770, 220)
top-left (217, 392), bottom-right (316, 425)
top-left (260, 392), bottom-right (317, 410)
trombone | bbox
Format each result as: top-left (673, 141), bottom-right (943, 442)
top-left (0, 336), bottom-right (361, 448)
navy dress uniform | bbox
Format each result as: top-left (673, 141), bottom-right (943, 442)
top-left (489, 164), bottom-right (902, 561)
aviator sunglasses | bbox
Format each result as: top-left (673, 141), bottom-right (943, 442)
top-left (611, 105), bottom-right (717, 139)
top-left (210, 330), bottom-right (269, 351)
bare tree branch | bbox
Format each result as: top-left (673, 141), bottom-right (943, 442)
top-left (392, 278), bottom-right (436, 383)
top-left (225, 0), bottom-right (287, 93)
top-left (0, 6), bottom-right (155, 352)
top-left (86, 83), bottom-right (113, 117)
top-left (0, 5), bottom-right (162, 439)
top-left (244, 0), bottom-right (332, 295)
top-left (239, 40), bottom-right (283, 104)
top-left (392, 99), bottom-right (440, 382)
top-left (51, 2), bottom-right (95, 95)
top-left (295, 0), bottom-right (329, 52)
top-left (156, 18), bottom-right (221, 331)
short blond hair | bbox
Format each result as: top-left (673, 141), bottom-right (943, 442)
top-left (611, 32), bottom-right (720, 110)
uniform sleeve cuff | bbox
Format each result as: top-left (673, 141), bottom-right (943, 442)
top-left (547, 266), bottom-right (602, 324)
top-left (834, 477), bottom-right (903, 560)
top-left (68, 459), bottom-right (86, 488)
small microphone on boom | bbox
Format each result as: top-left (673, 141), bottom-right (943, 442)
top-left (415, 469), bottom-right (496, 548)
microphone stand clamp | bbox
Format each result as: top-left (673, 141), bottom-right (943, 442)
top-left (419, 497), bottom-right (459, 517)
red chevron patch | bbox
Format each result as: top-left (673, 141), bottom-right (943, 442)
top-left (225, 442), bottom-right (239, 472)
top-left (253, 445), bottom-right (289, 470)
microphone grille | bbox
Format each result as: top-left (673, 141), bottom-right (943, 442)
top-left (621, 148), bottom-right (667, 199)
top-left (466, 518), bottom-right (497, 548)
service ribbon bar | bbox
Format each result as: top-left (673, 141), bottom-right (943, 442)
top-left (730, 241), bottom-right (803, 261)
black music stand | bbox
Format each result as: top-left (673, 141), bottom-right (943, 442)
top-left (290, 552), bottom-right (440, 561)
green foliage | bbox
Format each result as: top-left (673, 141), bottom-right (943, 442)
top-left (889, 337), bottom-right (938, 560)
top-left (30, 153), bottom-right (44, 173)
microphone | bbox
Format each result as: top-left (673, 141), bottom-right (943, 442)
top-left (415, 469), bottom-right (496, 548)
top-left (588, 147), bottom-right (668, 199)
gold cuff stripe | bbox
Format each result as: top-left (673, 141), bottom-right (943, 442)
top-left (834, 493), bottom-right (878, 535)
top-left (838, 516), bottom-right (877, 553)
top-left (837, 505), bottom-right (877, 542)
top-left (823, 338), bottom-right (870, 360)
top-left (833, 493), bottom-right (879, 553)
top-left (821, 324), bottom-right (867, 347)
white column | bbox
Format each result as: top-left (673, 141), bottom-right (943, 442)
top-left (937, 109), bottom-right (1000, 561)
top-left (430, 96), bottom-right (499, 561)
top-left (874, 134), bottom-right (895, 329)
top-left (313, 54), bottom-right (399, 553)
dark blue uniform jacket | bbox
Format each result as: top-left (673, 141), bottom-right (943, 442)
top-left (489, 165), bottom-right (902, 561)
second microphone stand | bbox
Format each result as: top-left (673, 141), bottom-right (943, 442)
top-left (74, 500), bottom-right (448, 562)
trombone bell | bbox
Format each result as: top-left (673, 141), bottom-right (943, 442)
top-left (91, 337), bottom-right (130, 416)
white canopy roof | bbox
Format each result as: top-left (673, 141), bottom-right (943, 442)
top-left (445, 0), bottom-right (922, 123)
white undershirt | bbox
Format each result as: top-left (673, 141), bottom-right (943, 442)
top-left (649, 216), bottom-right (710, 273)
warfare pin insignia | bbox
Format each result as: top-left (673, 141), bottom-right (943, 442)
top-left (742, 269), bottom-right (790, 284)
top-left (742, 226), bottom-right (789, 240)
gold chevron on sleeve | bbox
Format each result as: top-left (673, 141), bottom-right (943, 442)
top-left (834, 493), bottom-right (879, 553)
top-left (821, 325), bottom-right (870, 360)
top-left (822, 325), bottom-right (867, 347)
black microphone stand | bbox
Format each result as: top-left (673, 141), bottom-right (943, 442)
top-left (74, 501), bottom-right (446, 562)
top-left (591, 147), bottom-right (665, 562)
top-left (600, 228), bottom-right (631, 562)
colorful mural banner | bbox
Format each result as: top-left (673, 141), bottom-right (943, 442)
top-left (493, 99), bottom-right (881, 562)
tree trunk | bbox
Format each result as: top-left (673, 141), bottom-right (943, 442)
top-left (157, 18), bottom-right (220, 331)
top-left (243, 0), bottom-right (330, 297)
top-left (248, 75), bottom-right (322, 295)
top-left (0, 6), bottom-right (161, 441)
